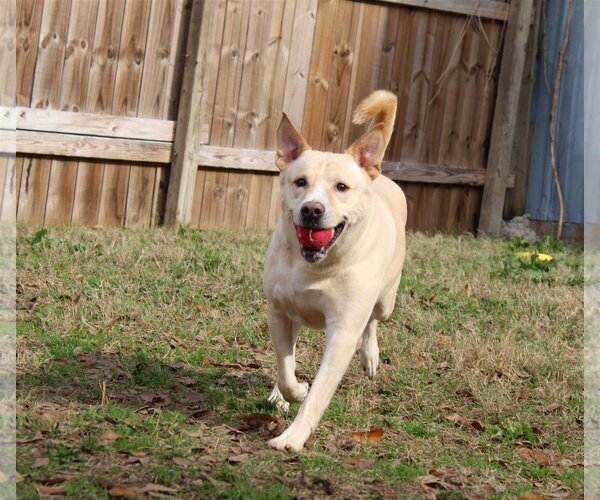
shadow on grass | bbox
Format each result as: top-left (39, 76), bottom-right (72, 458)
top-left (18, 349), bottom-right (274, 425)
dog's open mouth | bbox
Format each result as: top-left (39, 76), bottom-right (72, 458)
top-left (295, 222), bottom-right (346, 263)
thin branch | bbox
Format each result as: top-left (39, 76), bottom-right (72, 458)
top-left (549, 0), bottom-right (574, 240)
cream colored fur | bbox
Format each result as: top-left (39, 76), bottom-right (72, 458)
top-left (263, 90), bottom-right (406, 452)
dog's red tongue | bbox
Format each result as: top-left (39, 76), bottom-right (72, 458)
top-left (296, 226), bottom-right (334, 249)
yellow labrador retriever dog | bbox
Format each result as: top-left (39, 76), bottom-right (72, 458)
top-left (263, 90), bottom-right (406, 452)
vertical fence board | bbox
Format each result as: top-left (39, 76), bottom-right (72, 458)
top-left (45, 0), bottom-right (99, 226)
top-left (71, 0), bottom-right (125, 227)
top-left (18, 0), bottom-right (71, 224)
top-left (97, 0), bottom-right (151, 227)
top-left (16, 0), bottom-right (43, 106)
top-left (126, 0), bottom-right (176, 228)
top-left (282, 0), bottom-right (317, 128)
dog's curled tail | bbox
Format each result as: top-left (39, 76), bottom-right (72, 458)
top-left (352, 90), bottom-right (397, 148)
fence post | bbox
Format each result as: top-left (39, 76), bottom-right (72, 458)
top-left (478, 0), bottom-right (535, 235)
top-left (164, 0), bottom-right (217, 226)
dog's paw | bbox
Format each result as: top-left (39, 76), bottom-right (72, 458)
top-left (267, 428), bottom-right (307, 452)
top-left (267, 384), bottom-right (290, 413)
top-left (360, 347), bottom-right (379, 379)
top-left (287, 381), bottom-right (309, 403)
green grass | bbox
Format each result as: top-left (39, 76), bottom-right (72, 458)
top-left (16, 225), bottom-right (583, 498)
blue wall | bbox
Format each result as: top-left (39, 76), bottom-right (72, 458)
top-left (525, 0), bottom-right (583, 224)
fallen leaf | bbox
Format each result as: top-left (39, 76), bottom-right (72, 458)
top-left (237, 413), bottom-right (279, 428)
top-left (344, 456), bottom-right (364, 465)
top-left (516, 447), bottom-right (551, 466)
top-left (15, 471), bottom-right (23, 483)
top-left (168, 335), bottom-right (189, 350)
top-left (349, 428), bottom-right (384, 444)
top-left (419, 474), bottom-right (452, 490)
top-left (446, 413), bottom-right (484, 431)
top-left (171, 456), bottom-right (194, 467)
top-left (545, 402), bottom-right (566, 413)
top-left (36, 484), bottom-right (67, 495)
top-left (455, 388), bottom-right (477, 402)
top-left (109, 484), bottom-right (139, 498)
top-left (100, 429), bottom-right (120, 442)
top-left (137, 483), bottom-right (178, 494)
top-left (436, 335), bottom-right (452, 347)
top-left (125, 452), bottom-right (149, 465)
top-left (518, 493), bottom-right (545, 500)
top-left (32, 457), bottom-right (49, 468)
top-left (228, 453), bottom-right (250, 464)
top-left (188, 429), bottom-right (204, 438)
top-left (380, 364), bottom-right (392, 384)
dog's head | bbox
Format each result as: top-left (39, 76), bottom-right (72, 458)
top-left (276, 113), bottom-right (386, 264)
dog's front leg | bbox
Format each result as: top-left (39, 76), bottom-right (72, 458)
top-left (267, 306), bottom-right (308, 412)
top-left (268, 324), bottom-right (362, 452)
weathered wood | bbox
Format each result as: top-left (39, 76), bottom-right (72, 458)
top-left (98, 0), bottom-right (151, 227)
top-left (282, 0), bottom-right (318, 128)
top-left (127, 0), bottom-right (177, 228)
top-left (210, 0), bottom-right (252, 147)
top-left (16, 0), bottom-right (43, 106)
top-left (479, 0), bottom-right (534, 235)
top-left (18, 0), bottom-right (71, 225)
top-left (14, 106), bottom-right (175, 141)
top-left (165, 0), bottom-right (221, 225)
top-left (17, 130), bottom-right (172, 162)
top-left (45, 0), bottom-right (99, 226)
top-left (71, 0), bottom-right (125, 227)
top-left (383, 160), bottom-right (514, 187)
top-left (504, 0), bottom-right (542, 219)
top-left (380, 0), bottom-right (509, 21)
top-left (197, 145), bottom-right (277, 172)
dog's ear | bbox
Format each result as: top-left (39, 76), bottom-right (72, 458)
top-left (276, 113), bottom-right (311, 170)
top-left (346, 124), bottom-right (386, 180)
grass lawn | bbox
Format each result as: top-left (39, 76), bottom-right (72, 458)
top-left (16, 225), bottom-right (583, 498)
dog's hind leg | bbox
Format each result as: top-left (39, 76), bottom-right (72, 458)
top-left (359, 319), bottom-right (379, 378)
top-left (267, 309), bottom-right (308, 412)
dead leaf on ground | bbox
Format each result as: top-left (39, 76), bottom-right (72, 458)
top-left (124, 452), bottom-right (149, 466)
top-left (137, 483), bottom-right (178, 494)
top-left (455, 388), bottom-right (477, 402)
top-left (167, 335), bottom-right (189, 350)
top-left (15, 472), bottom-right (23, 483)
top-left (32, 457), bottom-right (49, 468)
top-left (545, 402), bottom-right (566, 413)
top-left (516, 447), bottom-right (551, 466)
top-left (108, 484), bottom-right (139, 498)
top-left (237, 413), bottom-right (279, 428)
top-left (36, 484), bottom-right (68, 495)
top-left (380, 364), bottom-right (392, 384)
top-left (349, 428), bottom-right (384, 444)
top-left (518, 493), bottom-right (546, 500)
top-left (100, 429), bottom-right (121, 442)
top-left (446, 413), bottom-right (485, 431)
top-left (344, 456), bottom-right (376, 470)
top-left (228, 453), bottom-right (250, 464)
top-left (171, 456), bottom-right (195, 467)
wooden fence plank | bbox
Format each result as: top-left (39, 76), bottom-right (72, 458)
top-left (302, 0), bottom-right (337, 146)
top-left (244, 172), bottom-right (275, 229)
top-left (165, 0), bottom-right (222, 225)
top-left (71, 0), bottom-right (125, 227)
top-left (98, 0), bottom-right (151, 227)
top-left (127, 0), bottom-right (177, 228)
top-left (17, 130), bottom-right (172, 162)
top-left (14, 107), bottom-right (174, 141)
top-left (210, 0), bottom-right (252, 147)
top-left (504, 0), bottom-right (541, 219)
top-left (479, 0), bottom-right (534, 235)
top-left (381, 0), bottom-right (509, 21)
top-left (45, 0), bottom-right (99, 226)
top-left (18, 0), bottom-right (72, 225)
top-left (16, 0), bottom-right (43, 106)
top-left (282, 0), bottom-right (318, 128)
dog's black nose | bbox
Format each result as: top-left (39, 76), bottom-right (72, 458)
top-left (301, 201), bottom-right (325, 222)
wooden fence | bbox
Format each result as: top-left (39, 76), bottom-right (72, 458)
top-left (2, 0), bottom-right (535, 233)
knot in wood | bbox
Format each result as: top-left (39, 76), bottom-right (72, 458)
top-left (80, 39), bottom-right (87, 49)
top-left (327, 123), bottom-right (339, 139)
top-left (215, 186), bottom-right (224, 199)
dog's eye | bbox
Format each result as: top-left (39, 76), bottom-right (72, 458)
top-left (294, 178), bottom-right (307, 187)
top-left (336, 183), bottom-right (349, 192)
